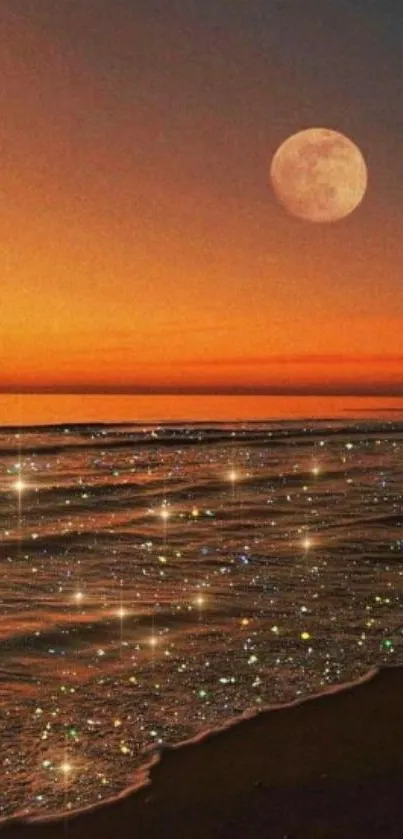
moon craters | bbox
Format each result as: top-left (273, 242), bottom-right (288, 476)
top-left (270, 128), bottom-right (368, 223)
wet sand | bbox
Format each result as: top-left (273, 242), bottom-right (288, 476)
top-left (2, 666), bottom-right (403, 838)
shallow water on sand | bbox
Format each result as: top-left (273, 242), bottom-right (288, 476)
top-left (1, 419), bottom-right (403, 819)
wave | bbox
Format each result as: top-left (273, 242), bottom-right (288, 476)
top-left (1, 420), bottom-right (403, 820)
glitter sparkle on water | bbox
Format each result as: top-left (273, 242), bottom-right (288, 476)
top-left (1, 418), bottom-right (403, 819)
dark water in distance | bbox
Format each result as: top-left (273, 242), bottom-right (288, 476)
top-left (1, 417), bottom-right (403, 819)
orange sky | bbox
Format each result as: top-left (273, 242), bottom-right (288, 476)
top-left (1, 2), bottom-right (402, 395)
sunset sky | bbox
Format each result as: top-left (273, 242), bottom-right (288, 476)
top-left (1, 0), bottom-right (402, 394)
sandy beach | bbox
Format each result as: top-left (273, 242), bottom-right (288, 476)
top-left (2, 665), bottom-right (403, 838)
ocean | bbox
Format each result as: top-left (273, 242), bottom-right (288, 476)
top-left (1, 399), bottom-right (403, 819)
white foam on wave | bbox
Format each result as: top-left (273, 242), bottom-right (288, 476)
top-left (0, 665), bottom-right (383, 830)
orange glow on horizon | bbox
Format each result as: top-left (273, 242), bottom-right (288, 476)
top-left (1, 393), bottom-right (403, 427)
top-left (1, 8), bottom-right (402, 403)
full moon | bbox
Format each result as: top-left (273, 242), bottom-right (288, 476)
top-left (270, 128), bottom-right (368, 223)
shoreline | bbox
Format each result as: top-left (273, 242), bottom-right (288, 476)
top-left (3, 665), bottom-right (403, 837)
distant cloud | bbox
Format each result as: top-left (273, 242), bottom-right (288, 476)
top-left (2, 382), bottom-right (403, 396)
top-left (158, 354), bottom-right (403, 367)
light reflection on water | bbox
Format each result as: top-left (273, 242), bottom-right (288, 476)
top-left (1, 415), bottom-right (403, 819)
top-left (1, 393), bottom-right (403, 425)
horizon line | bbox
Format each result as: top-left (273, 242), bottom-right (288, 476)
top-left (1, 387), bottom-right (403, 397)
